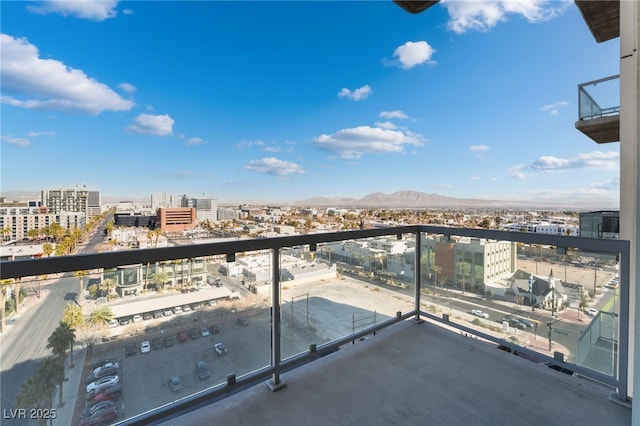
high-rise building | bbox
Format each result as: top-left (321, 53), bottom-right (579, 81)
top-left (40, 187), bottom-right (101, 218)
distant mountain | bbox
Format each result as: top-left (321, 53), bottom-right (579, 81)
top-left (294, 190), bottom-right (543, 209)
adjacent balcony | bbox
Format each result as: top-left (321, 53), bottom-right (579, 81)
top-left (0, 226), bottom-right (631, 426)
top-left (575, 75), bottom-right (620, 144)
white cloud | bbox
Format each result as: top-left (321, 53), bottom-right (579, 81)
top-left (264, 146), bottom-right (280, 153)
top-left (529, 178), bottom-right (619, 206)
top-left (127, 113), bottom-right (174, 136)
top-left (338, 85), bottom-right (371, 101)
top-left (1, 136), bottom-right (31, 147)
top-left (1, 34), bottom-right (133, 115)
top-left (541, 100), bottom-right (569, 116)
top-left (184, 137), bottom-right (205, 146)
top-left (470, 176), bottom-right (481, 181)
top-left (508, 165), bottom-right (527, 179)
top-left (375, 121), bottom-right (397, 130)
top-left (469, 145), bottom-right (490, 152)
top-left (392, 41), bottom-right (436, 70)
top-left (442, 0), bottom-right (569, 34)
top-left (530, 151), bottom-right (619, 170)
top-left (237, 140), bottom-right (265, 150)
top-left (118, 82), bottom-right (136, 93)
top-left (313, 125), bottom-right (424, 159)
top-left (379, 110), bottom-right (408, 119)
top-left (2, 131), bottom-right (54, 147)
top-left (27, 0), bottom-right (119, 21)
top-left (243, 157), bottom-right (305, 177)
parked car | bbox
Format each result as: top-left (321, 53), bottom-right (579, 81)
top-left (86, 375), bottom-right (119, 394)
top-left (173, 306), bottom-right (183, 314)
top-left (125, 343), bottom-right (137, 356)
top-left (154, 311), bottom-right (164, 319)
top-left (586, 308), bottom-right (599, 316)
top-left (163, 310), bottom-right (173, 317)
top-left (143, 312), bottom-right (153, 320)
top-left (517, 318), bottom-right (535, 328)
top-left (91, 359), bottom-right (119, 370)
top-left (164, 336), bottom-right (176, 347)
top-left (168, 376), bottom-right (183, 392)
top-left (208, 299), bottom-right (217, 306)
top-left (201, 326), bottom-right (210, 337)
top-left (119, 318), bottom-right (131, 326)
top-left (81, 401), bottom-right (115, 419)
top-left (177, 330), bottom-right (189, 343)
top-left (214, 342), bottom-right (227, 355)
top-left (86, 366), bottom-right (118, 384)
top-left (140, 340), bottom-right (151, 353)
top-left (132, 314), bottom-right (142, 323)
top-left (88, 384), bottom-right (122, 403)
top-left (190, 328), bottom-right (201, 340)
top-left (79, 406), bottom-right (118, 426)
top-left (92, 362), bottom-right (119, 375)
top-left (182, 305), bottom-right (192, 312)
top-left (152, 338), bottom-right (163, 350)
top-left (471, 309), bottom-right (489, 319)
top-left (195, 360), bottom-right (210, 380)
top-left (108, 319), bottom-right (119, 328)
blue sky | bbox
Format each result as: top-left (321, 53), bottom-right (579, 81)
top-left (1, 1), bottom-right (620, 207)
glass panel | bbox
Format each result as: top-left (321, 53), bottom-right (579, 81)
top-left (419, 235), bottom-right (620, 380)
top-left (280, 237), bottom-right (414, 360)
top-left (578, 76), bottom-right (620, 120)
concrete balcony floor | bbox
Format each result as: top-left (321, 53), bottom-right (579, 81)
top-left (159, 320), bottom-right (631, 426)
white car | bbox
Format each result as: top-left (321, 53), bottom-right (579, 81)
top-left (201, 326), bottom-right (210, 337)
top-left (140, 341), bottom-right (151, 353)
top-left (586, 308), bottom-right (599, 316)
top-left (93, 362), bottom-right (119, 375)
top-left (108, 319), bottom-right (119, 328)
top-left (214, 343), bottom-right (227, 355)
top-left (86, 375), bottom-right (119, 394)
top-left (173, 306), bottom-right (183, 314)
top-left (132, 314), bottom-right (142, 323)
top-left (471, 309), bottom-right (489, 319)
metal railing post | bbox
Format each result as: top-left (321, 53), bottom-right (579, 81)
top-left (267, 247), bottom-right (286, 391)
top-left (616, 249), bottom-right (630, 401)
top-left (413, 230), bottom-right (424, 323)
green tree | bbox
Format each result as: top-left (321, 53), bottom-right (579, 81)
top-left (47, 322), bottom-right (76, 368)
top-left (43, 242), bottom-right (54, 257)
top-left (39, 356), bottom-right (64, 409)
top-left (0, 278), bottom-right (14, 333)
top-left (101, 278), bottom-right (117, 299)
top-left (86, 306), bottom-right (114, 328)
top-left (17, 376), bottom-right (43, 415)
top-left (154, 227), bottom-right (163, 246)
top-left (62, 304), bottom-right (84, 330)
top-left (151, 271), bottom-right (168, 291)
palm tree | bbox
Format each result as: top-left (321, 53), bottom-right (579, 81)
top-left (62, 304), bottom-right (84, 330)
top-left (86, 306), bottom-right (114, 328)
top-left (13, 278), bottom-right (22, 314)
top-left (47, 322), bottom-right (75, 368)
top-left (154, 227), bottom-right (163, 247)
top-left (0, 278), bottom-right (14, 333)
top-left (42, 243), bottom-right (54, 257)
top-left (151, 271), bottom-right (168, 291)
top-left (147, 230), bottom-right (154, 247)
top-left (39, 356), bottom-right (64, 409)
top-left (17, 376), bottom-right (43, 415)
top-left (73, 270), bottom-right (88, 304)
top-left (101, 278), bottom-right (117, 299)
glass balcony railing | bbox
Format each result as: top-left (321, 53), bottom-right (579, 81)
top-left (0, 226), bottom-right (630, 425)
top-left (578, 74), bottom-right (620, 120)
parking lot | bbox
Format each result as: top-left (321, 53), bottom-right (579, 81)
top-left (75, 276), bottom-right (416, 422)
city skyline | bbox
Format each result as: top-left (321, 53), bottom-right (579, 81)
top-left (1, 1), bottom-right (620, 207)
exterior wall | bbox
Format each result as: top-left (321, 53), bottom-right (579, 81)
top-left (0, 208), bottom-right (85, 241)
top-left (41, 187), bottom-right (99, 217)
top-left (158, 208), bottom-right (197, 232)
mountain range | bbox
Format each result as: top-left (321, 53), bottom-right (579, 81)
top-left (1, 189), bottom-right (613, 210)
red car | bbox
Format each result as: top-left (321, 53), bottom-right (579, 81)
top-left (89, 384), bottom-right (122, 403)
top-left (78, 406), bottom-right (118, 426)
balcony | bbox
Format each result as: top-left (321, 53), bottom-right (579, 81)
top-left (574, 0), bottom-right (620, 43)
top-left (575, 75), bottom-right (620, 144)
top-left (0, 226), bottom-right (631, 425)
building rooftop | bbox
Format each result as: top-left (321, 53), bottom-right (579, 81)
top-left (158, 320), bottom-right (630, 426)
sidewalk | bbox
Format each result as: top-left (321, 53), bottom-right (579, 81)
top-left (53, 347), bottom-right (87, 426)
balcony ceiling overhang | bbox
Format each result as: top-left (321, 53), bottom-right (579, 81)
top-left (574, 0), bottom-right (620, 42)
top-left (393, 0), bottom-right (440, 14)
top-left (575, 115), bottom-right (620, 144)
